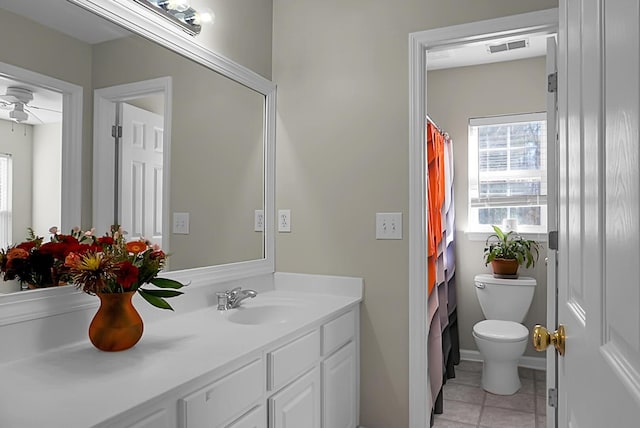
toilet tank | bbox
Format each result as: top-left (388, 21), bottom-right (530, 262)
top-left (474, 274), bottom-right (537, 323)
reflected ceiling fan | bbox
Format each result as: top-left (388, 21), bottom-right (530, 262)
top-left (0, 86), bottom-right (61, 123)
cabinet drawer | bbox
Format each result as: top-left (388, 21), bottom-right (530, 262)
top-left (179, 358), bottom-right (264, 428)
top-left (268, 330), bottom-right (320, 391)
top-left (321, 310), bottom-right (355, 356)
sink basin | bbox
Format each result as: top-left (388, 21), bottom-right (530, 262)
top-left (226, 305), bottom-right (303, 325)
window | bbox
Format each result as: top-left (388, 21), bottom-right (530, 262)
top-left (468, 112), bottom-right (547, 234)
top-left (0, 154), bottom-right (11, 248)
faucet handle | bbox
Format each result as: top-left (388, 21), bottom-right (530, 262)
top-left (216, 291), bottom-right (229, 311)
top-left (227, 286), bottom-right (242, 296)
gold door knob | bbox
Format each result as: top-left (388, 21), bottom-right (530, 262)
top-left (532, 324), bottom-right (566, 356)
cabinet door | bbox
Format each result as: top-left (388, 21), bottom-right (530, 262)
top-left (269, 366), bottom-right (321, 428)
top-left (227, 406), bottom-right (266, 428)
top-left (322, 341), bottom-right (357, 428)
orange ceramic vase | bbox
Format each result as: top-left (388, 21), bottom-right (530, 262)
top-left (89, 291), bottom-right (144, 352)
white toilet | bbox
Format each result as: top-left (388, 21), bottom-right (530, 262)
top-left (472, 273), bottom-right (536, 395)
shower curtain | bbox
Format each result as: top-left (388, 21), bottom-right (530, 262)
top-left (426, 120), bottom-right (459, 423)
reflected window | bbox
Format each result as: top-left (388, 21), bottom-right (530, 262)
top-left (0, 153), bottom-right (12, 247)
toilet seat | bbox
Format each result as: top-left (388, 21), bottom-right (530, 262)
top-left (473, 320), bottom-right (528, 343)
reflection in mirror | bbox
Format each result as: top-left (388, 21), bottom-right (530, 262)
top-left (0, 0), bottom-right (272, 299)
top-left (0, 77), bottom-right (62, 244)
top-left (91, 30), bottom-right (266, 271)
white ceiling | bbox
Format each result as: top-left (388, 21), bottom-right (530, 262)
top-left (0, 0), bottom-right (129, 44)
top-left (426, 32), bottom-right (551, 71)
top-left (0, 0), bottom-right (131, 125)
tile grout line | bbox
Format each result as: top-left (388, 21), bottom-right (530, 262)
top-left (476, 387), bottom-right (487, 428)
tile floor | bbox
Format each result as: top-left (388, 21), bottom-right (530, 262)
top-left (433, 360), bottom-right (547, 428)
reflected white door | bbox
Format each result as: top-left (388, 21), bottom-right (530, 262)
top-left (557, 0), bottom-right (640, 425)
top-left (119, 103), bottom-right (163, 247)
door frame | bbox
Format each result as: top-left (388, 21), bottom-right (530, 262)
top-left (408, 9), bottom-right (558, 427)
top-left (0, 60), bottom-right (83, 232)
top-left (93, 77), bottom-right (172, 253)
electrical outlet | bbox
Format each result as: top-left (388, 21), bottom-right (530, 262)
top-left (376, 212), bottom-right (402, 240)
top-left (254, 209), bottom-right (264, 232)
top-left (278, 209), bottom-right (291, 232)
top-left (173, 212), bottom-right (190, 234)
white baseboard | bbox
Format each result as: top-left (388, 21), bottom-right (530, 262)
top-left (459, 349), bottom-right (546, 371)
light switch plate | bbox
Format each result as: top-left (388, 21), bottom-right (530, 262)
top-left (173, 212), bottom-right (190, 234)
top-left (376, 212), bottom-right (402, 240)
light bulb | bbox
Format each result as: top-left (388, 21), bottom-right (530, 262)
top-left (167, 0), bottom-right (190, 12)
top-left (194, 8), bottom-right (214, 25)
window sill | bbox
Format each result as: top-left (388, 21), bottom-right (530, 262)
top-left (464, 230), bottom-right (548, 243)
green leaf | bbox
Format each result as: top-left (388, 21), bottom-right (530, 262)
top-left (150, 277), bottom-right (184, 289)
top-left (138, 289), bottom-right (174, 310)
top-left (138, 288), bottom-right (183, 298)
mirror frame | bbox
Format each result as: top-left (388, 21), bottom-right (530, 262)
top-left (0, 0), bottom-right (275, 326)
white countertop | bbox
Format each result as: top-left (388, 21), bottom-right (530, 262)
top-left (0, 287), bottom-right (361, 427)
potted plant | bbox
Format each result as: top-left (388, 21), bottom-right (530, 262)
top-left (63, 225), bottom-right (185, 351)
top-left (483, 225), bottom-right (540, 278)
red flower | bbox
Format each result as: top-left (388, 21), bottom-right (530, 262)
top-left (115, 261), bottom-right (139, 289)
top-left (98, 236), bottom-right (114, 246)
top-left (53, 235), bottom-right (79, 246)
top-left (38, 242), bottom-right (69, 260)
top-left (150, 250), bottom-right (165, 260)
top-left (16, 241), bottom-right (37, 252)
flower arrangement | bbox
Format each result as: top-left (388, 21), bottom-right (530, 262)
top-left (0, 225), bottom-right (184, 309)
top-left (0, 227), bottom-right (80, 288)
top-left (64, 225), bottom-right (184, 310)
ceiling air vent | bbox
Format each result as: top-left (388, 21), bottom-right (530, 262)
top-left (487, 39), bottom-right (529, 54)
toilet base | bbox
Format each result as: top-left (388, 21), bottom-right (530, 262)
top-left (481, 359), bottom-right (521, 395)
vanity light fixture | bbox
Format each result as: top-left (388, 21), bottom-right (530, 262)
top-left (133, 0), bottom-right (214, 36)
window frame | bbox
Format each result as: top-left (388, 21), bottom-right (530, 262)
top-left (467, 112), bottom-right (547, 235)
top-left (0, 153), bottom-right (12, 248)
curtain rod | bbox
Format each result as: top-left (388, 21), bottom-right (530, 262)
top-left (426, 114), bottom-right (449, 140)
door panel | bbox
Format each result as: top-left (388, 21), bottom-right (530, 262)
top-left (558, 0), bottom-right (640, 425)
top-left (120, 102), bottom-right (164, 247)
top-left (602, 0), bottom-right (640, 402)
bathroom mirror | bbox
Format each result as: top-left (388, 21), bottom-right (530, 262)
top-left (0, 0), bottom-right (275, 314)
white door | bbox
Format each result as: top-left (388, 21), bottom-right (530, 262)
top-left (554, 0), bottom-right (640, 425)
top-left (119, 102), bottom-right (164, 247)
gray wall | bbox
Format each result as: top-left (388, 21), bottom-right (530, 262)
top-left (272, 1), bottom-right (558, 427)
top-left (428, 57), bottom-right (549, 358)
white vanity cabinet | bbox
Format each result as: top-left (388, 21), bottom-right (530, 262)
top-left (267, 308), bottom-right (358, 428)
top-left (176, 307), bottom-right (359, 428)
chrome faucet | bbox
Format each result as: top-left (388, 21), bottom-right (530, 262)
top-left (217, 287), bottom-right (257, 310)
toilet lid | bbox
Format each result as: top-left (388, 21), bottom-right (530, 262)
top-left (473, 320), bottom-right (528, 342)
